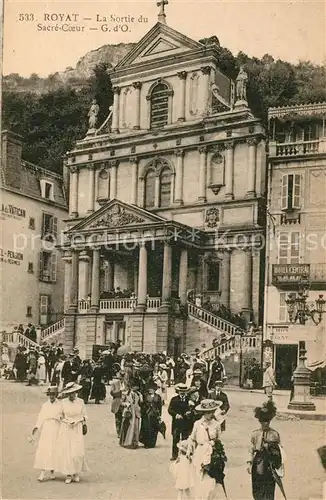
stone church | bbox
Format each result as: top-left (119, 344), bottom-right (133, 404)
top-left (61, 6), bottom-right (267, 358)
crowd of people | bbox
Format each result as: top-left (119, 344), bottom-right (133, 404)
top-left (26, 345), bottom-right (285, 500)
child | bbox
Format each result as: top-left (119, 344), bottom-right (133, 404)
top-left (170, 440), bottom-right (194, 500)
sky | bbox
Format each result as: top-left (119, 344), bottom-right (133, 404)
top-left (2, 0), bottom-right (325, 77)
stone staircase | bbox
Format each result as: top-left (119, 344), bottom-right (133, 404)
top-left (40, 318), bottom-right (65, 344)
top-left (185, 302), bottom-right (242, 353)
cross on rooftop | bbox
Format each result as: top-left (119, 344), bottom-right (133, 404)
top-left (157, 0), bottom-right (168, 24)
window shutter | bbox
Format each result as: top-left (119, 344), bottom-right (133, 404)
top-left (41, 213), bottom-right (47, 237)
top-left (293, 175), bottom-right (301, 209)
top-left (290, 232), bottom-right (300, 263)
top-left (40, 295), bottom-right (48, 315)
top-left (279, 292), bottom-right (286, 322)
top-left (53, 217), bottom-right (58, 237)
top-left (281, 175), bottom-right (288, 210)
top-left (39, 252), bottom-right (44, 280)
top-left (278, 232), bottom-right (289, 264)
top-left (51, 252), bottom-right (57, 282)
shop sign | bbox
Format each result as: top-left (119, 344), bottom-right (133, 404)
top-left (0, 248), bottom-right (24, 266)
top-left (272, 264), bottom-right (310, 284)
top-left (0, 203), bottom-right (26, 220)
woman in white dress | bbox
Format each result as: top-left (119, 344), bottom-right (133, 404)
top-left (36, 351), bottom-right (46, 385)
top-left (187, 399), bottom-right (226, 500)
top-left (55, 382), bottom-right (88, 484)
top-left (30, 386), bottom-right (62, 481)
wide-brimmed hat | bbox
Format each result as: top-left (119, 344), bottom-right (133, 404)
top-left (192, 369), bottom-right (202, 376)
top-left (195, 399), bottom-right (223, 412)
top-left (45, 386), bottom-right (58, 396)
top-left (62, 382), bottom-right (82, 394)
top-left (254, 400), bottom-right (277, 422)
top-left (214, 379), bottom-right (224, 386)
top-left (159, 363), bottom-right (167, 370)
top-left (175, 383), bottom-right (188, 393)
top-left (177, 439), bottom-right (189, 453)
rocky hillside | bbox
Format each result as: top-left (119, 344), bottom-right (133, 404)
top-left (3, 42), bottom-right (135, 93)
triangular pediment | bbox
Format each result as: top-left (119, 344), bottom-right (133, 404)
top-left (68, 199), bottom-right (167, 232)
top-left (115, 22), bottom-right (203, 69)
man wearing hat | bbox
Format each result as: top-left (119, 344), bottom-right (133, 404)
top-left (110, 369), bottom-right (126, 438)
top-left (168, 383), bottom-right (193, 461)
top-left (208, 380), bottom-right (230, 432)
top-left (208, 354), bottom-right (226, 389)
top-left (262, 361), bottom-right (276, 401)
top-left (190, 369), bottom-right (208, 400)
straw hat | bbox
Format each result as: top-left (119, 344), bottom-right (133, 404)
top-left (177, 439), bottom-right (189, 454)
top-left (159, 363), bottom-right (167, 370)
top-left (175, 383), bottom-right (188, 393)
top-left (62, 382), bottom-right (82, 394)
top-left (45, 386), bottom-right (58, 396)
top-left (195, 399), bottom-right (223, 412)
top-left (192, 369), bottom-right (203, 376)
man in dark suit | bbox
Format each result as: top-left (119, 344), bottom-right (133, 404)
top-left (110, 370), bottom-right (126, 438)
top-left (208, 380), bottom-right (230, 432)
top-left (168, 383), bottom-right (193, 461)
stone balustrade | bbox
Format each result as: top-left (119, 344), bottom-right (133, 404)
top-left (273, 139), bottom-right (319, 157)
top-left (187, 302), bottom-right (239, 337)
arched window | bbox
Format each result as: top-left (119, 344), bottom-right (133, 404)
top-left (144, 169), bottom-right (156, 208)
top-left (98, 168), bottom-right (109, 201)
top-left (150, 83), bottom-right (169, 129)
top-left (159, 168), bottom-right (172, 207)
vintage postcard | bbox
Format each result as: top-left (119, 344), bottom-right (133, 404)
top-left (1, 0), bottom-right (325, 499)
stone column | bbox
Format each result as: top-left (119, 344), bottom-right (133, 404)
top-left (112, 86), bottom-right (121, 133)
top-left (201, 66), bottom-right (211, 116)
top-left (161, 242), bottom-right (172, 308)
top-left (174, 149), bottom-right (184, 205)
top-left (136, 243), bottom-right (147, 312)
top-left (178, 247), bottom-right (188, 306)
top-left (246, 138), bottom-right (258, 198)
top-left (104, 260), bottom-right (114, 291)
top-left (62, 252), bottom-right (72, 312)
top-left (177, 71), bottom-right (187, 122)
top-left (132, 81), bottom-right (142, 130)
top-left (91, 248), bottom-right (100, 310)
top-left (130, 157), bottom-right (139, 205)
top-left (69, 250), bottom-right (79, 310)
top-left (78, 251), bottom-right (90, 300)
top-left (224, 141), bottom-right (234, 201)
top-left (139, 177), bottom-right (145, 208)
top-left (87, 163), bottom-right (95, 214)
top-left (241, 248), bottom-right (253, 325)
top-left (220, 250), bottom-right (231, 308)
top-left (109, 160), bottom-right (118, 199)
top-left (198, 146), bottom-right (208, 202)
top-left (69, 166), bottom-right (79, 218)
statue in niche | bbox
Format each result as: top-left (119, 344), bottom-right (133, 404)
top-left (235, 67), bottom-right (248, 101)
top-left (88, 99), bottom-right (100, 130)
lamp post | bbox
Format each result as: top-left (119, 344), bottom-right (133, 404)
top-left (285, 279), bottom-right (326, 411)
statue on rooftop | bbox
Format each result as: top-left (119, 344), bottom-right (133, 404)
top-left (88, 99), bottom-right (100, 130)
top-left (235, 67), bottom-right (248, 102)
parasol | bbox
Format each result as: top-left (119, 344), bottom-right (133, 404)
top-left (117, 345), bottom-right (130, 355)
top-left (101, 349), bottom-right (111, 355)
top-left (271, 467), bottom-right (287, 500)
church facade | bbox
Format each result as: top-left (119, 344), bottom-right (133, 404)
top-left (61, 17), bottom-right (267, 358)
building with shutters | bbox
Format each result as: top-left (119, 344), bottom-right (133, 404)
top-left (263, 103), bottom-right (326, 388)
top-left (0, 130), bottom-right (68, 331)
top-left (60, 8), bottom-right (267, 359)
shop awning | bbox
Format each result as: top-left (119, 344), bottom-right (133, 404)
top-left (307, 359), bottom-right (326, 371)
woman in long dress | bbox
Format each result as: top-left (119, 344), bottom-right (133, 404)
top-left (55, 382), bottom-right (88, 484)
top-left (90, 362), bottom-right (106, 404)
top-left (249, 401), bottom-right (283, 500)
top-left (36, 351), bottom-right (46, 386)
top-left (30, 386), bottom-right (61, 481)
top-left (139, 380), bottom-right (162, 448)
top-left (187, 399), bottom-right (226, 500)
top-left (119, 378), bottom-right (143, 449)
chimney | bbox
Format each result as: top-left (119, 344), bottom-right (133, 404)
top-left (1, 130), bottom-right (23, 189)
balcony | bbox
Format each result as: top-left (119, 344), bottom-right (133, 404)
top-left (269, 140), bottom-right (321, 158)
top-left (272, 263), bottom-right (326, 289)
top-left (78, 297), bottom-right (162, 314)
